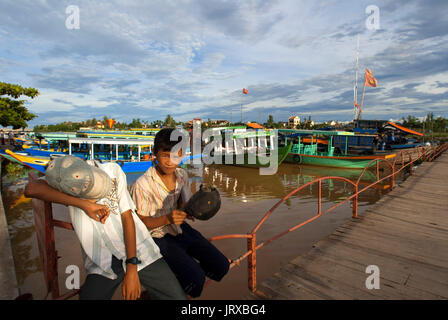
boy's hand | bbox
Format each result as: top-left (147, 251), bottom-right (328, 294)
top-left (170, 210), bottom-right (187, 225)
top-left (82, 202), bottom-right (110, 224)
top-left (122, 266), bottom-right (141, 300)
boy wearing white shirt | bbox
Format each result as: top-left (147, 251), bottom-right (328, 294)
top-left (25, 155), bottom-right (186, 300)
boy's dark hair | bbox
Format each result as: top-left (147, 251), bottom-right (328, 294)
top-left (153, 128), bottom-right (187, 154)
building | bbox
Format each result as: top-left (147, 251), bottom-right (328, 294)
top-left (288, 116), bottom-right (301, 128)
top-left (209, 119), bottom-right (230, 126)
top-left (95, 121), bottom-right (105, 129)
top-left (185, 118), bottom-right (202, 128)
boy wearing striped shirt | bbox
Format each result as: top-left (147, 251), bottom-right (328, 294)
top-left (131, 128), bottom-right (230, 298)
top-left (25, 155), bottom-right (186, 300)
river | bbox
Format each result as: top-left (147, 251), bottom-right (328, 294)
top-left (1, 161), bottom-right (406, 300)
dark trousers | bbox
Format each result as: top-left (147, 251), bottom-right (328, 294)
top-left (79, 256), bottom-right (186, 300)
top-left (153, 223), bottom-right (230, 298)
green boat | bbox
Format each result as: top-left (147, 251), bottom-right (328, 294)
top-left (215, 142), bottom-right (292, 168)
top-left (203, 128), bottom-right (292, 168)
top-left (279, 129), bottom-right (396, 169)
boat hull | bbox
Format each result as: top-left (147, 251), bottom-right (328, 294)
top-left (208, 143), bottom-right (292, 168)
top-left (285, 152), bottom-right (396, 169)
top-left (5, 149), bottom-right (200, 174)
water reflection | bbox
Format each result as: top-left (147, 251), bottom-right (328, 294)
top-left (1, 170), bottom-right (41, 286)
top-left (185, 163), bottom-right (390, 207)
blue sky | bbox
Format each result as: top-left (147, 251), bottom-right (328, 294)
top-left (1, 0), bottom-right (448, 127)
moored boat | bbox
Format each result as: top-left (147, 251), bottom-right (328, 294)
top-left (280, 129), bottom-right (396, 169)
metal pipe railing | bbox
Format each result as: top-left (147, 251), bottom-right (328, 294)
top-left (207, 142), bottom-right (448, 295)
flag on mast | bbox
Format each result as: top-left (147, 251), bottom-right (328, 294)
top-left (364, 68), bottom-right (378, 87)
top-left (242, 88), bottom-right (248, 94)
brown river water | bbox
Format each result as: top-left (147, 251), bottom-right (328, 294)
top-left (1, 161), bottom-right (409, 300)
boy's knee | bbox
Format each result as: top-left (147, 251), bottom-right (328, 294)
top-left (207, 258), bottom-right (230, 282)
top-left (183, 268), bottom-right (206, 298)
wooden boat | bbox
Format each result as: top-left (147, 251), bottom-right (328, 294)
top-left (77, 130), bottom-right (156, 140)
top-left (203, 128), bottom-right (292, 168)
top-left (280, 129), bottom-right (396, 169)
top-left (210, 142), bottom-right (292, 168)
top-left (5, 148), bottom-right (197, 174)
top-left (4, 149), bottom-right (53, 172)
top-left (0, 149), bottom-right (29, 165)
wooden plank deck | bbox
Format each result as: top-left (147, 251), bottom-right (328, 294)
top-left (249, 153), bottom-right (448, 300)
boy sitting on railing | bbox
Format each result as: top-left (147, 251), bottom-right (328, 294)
top-left (131, 128), bottom-right (230, 298)
top-left (25, 155), bottom-right (186, 300)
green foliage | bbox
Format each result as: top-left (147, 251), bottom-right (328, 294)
top-left (0, 81), bottom-right (39, 129)
top-left (266, 114), bottom-right (275, 128)
top-left (401, 113), bottom-right (448, 133)
top-left (163, 114), bottom-right (176, 127)
top-left (5, 162), bottom-right (28, 176)
top-left (129, 118), bottom-right (143, 128)
top-left (34, 121), bottom-right (83, 132)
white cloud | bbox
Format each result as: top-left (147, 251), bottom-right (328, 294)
top-left (0, 0), bottom-right (447, 126)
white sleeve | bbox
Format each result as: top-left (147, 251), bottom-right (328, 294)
top-left (113, 164), bottom-right (136, 214)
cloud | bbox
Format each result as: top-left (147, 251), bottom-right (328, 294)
top-left (0, 0), bottom-right (447, 127)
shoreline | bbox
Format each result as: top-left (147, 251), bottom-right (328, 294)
top-left (0, 158), bottom-right (20, 299)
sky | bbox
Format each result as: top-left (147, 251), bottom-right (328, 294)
top-left (1, 0), bottom-right (448, 127)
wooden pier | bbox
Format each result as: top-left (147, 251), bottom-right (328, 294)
top-left (250, 152), bottom-right (448, 300)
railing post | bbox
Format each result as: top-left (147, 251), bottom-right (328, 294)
top-left (409, 154), bottom-right (413, 175)
top-left (391, 163), bottom-right (395, 189)
top-left (376, 160), bottom-right (380, 181)
top-left (247, 233), bottom-right (256, 293)
top-left (352, 184), bottom-right (358, 219)
top-left (318, 180), bottom-right (322, 215)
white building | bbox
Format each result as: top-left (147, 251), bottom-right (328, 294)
top-left (288, 116), bottom-right (301, 127)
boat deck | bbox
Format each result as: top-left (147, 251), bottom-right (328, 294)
top-left (248, 152), bottom-right (448, 299)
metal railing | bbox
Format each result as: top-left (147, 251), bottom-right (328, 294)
top-left (206, 142), bottom-right (448, 295)
top-left (27, 142), bottom-right (447, 299)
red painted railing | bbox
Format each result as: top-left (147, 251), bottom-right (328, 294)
top-left (27, 142), bottom-right (447, 299)
top-left (206, 143), bottom-right (448, 295)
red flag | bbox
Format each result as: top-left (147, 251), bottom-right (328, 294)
top-left (354, 101), bottom-right (360, 109)
top-left (242, 88), bottom-right (248, 94)
top-left (364, 68), bottom-right (378, 87)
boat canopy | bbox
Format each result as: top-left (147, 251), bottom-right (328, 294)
top-left (278, 129), bottom-right (355, 137)
top-left (69, 137), bottom-right (154, 146)
top-left (246, 122), bottom-right (264, 129)
top-left (385, 122), bottom-right (424, 136)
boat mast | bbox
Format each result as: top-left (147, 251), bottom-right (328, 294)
top-left (353, 34), bottom-right (360, 123)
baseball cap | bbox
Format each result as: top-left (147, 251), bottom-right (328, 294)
top-left (45, 155), bottom-right (112, 200)
top-left (184, 184), bottom-right (221, 221)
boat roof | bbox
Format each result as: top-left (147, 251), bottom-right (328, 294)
top-left (385, 122), bottom-right (424, 136)
top-left (233, 130), bottom-right (275, 139)
top-left (77, 132), bottom-right (155, 139)
top-left (278, 129), bottom-right (355, 136)
top-left (246, 122), bottom-right (264, 129)
top-left (69, 137), bottom-right (154, 146)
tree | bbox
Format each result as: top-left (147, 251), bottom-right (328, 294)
top-left (266, 114), bottom-right (275, 128)
top-left (129, 118), bottom-right (143, 128)
top-left (0, 81), bottom-right (39, 129)
top-left (163, 114), bottom-right (176, 127)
